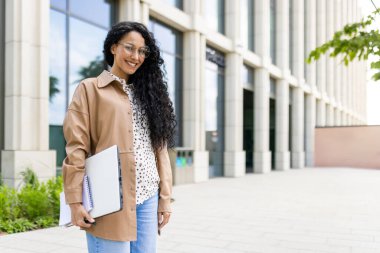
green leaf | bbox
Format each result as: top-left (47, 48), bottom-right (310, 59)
top-left (370, 61), bottom-right (380, 69)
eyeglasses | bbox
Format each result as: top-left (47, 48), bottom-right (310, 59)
top-left (118, 42), bottom-right (150, 58)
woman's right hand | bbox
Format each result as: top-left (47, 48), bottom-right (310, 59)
top-left (69, 203), bottom-right (95, 228)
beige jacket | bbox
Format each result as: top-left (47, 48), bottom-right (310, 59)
top-left (62, 70), bottom-right (172, 241)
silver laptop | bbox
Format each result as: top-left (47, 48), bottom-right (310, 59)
top-left (85, 145), bottom-right (123, 218)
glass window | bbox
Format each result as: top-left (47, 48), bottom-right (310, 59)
top-left (205, 47), bottom-right (225, 178)
top-left (270, 77), bottom-right (276, 98)
top-left (49, 0), bottom-right (115, 167)
top-left (241, 0), bottom-right (254, 51)
top-left (69, 18), bottom-right (107, 101)
top-left (270, 0), bottom-right (276, 64)
top-left (160, 0), bottom-right (183, 10)
top-left (49, 10), bottom-right (67, 125)
top-left (70, 0), bottom-right (113, 28)
top-left (242, 64), bottom-right (254, 90)
top-left (204, 0), bottom-right (225, 34)
top-left (50, 0), bottom-right (66, 10)
top-left (149, 19), bottom-right (183, 146)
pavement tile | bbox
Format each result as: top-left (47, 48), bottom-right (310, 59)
top-left (1, 168), bottom-right (380, 253)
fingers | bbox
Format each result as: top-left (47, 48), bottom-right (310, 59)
top-left (70, 204), bottom-right (94, 228)
top-left (158, 212), bottom-right (171, 230)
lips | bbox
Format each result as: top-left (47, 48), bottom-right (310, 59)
top-left (126, 61), bottom-right (137, 67)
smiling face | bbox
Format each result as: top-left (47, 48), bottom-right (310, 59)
top-left (110, 31), bottom-right (146, 82)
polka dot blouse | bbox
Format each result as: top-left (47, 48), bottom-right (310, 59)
top-left (108, 72), bottom-right (160, 205)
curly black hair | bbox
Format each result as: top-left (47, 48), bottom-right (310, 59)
top-left (103, 21), bottom-right (176, 151)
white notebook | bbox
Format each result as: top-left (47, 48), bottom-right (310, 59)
top-left (59, 145), bottom-right (123, 226)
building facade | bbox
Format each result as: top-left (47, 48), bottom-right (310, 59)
top-left (0, 0), bottom-right (367, 187)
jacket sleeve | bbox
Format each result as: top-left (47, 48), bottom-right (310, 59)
top-left (62, 83), bottom-right (91, 204)
top-left (156, 145), bottom-right (173, 213)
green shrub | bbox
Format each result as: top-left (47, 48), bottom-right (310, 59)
top-left (18, 184), bottom-right (51, 220)
top-left (19, 168), bottom-right (39, 189)
top-left (0, 218), bottom-right (37, 233)
top-left (0, 186), bottom-right (20, 220)
top-left (0, 168), bottom-right (63, 234)
top-left (34, 216), bottom-right (57, 228)
top-left (46, 176), bottom-right (63, 219)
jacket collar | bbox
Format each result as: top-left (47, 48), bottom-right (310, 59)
top-left (97, 70), bottom-right (115, 88)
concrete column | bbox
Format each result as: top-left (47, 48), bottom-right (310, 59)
top-left (341, 111), bottom-right (346, 126)
top-left (334, 107), bottom-right (341, 126)
top-left (316, 99), bottom-right (326, 126)
top-left (274, 0), bottom-right (290, 171)
top-left (140, 1), bottom-right (150, 25)
top-left (326, 104), bottom-right (334, 126)
top-left (305, 94), bottom-right (316, 167)
top-left (224, 53), bottom-right (245, 177)
top-left (326, 0), bottom-right (334, 100)
top-left (183, 8), bottom-right (209, 182)
top-left (254, 69), bottom-right (271, 173)
top-left (289, 0), bottom-right (304, 169)
top-left (2, 0), bottom-right (56, 187)
top-left (223, 0), bottom-right (245, 177)
top-left (0, 0), bottom-right (5, 167)
top-left (254, 0), bottom-right (270, 59)
top-left (316, 0), bottom-right (326, 95)
top-left (275, 80), bottom-right (290, 171)
top-left (253, 0), bottom-right (271, 173)
top-left (304, 0), bottom-right (316, 89)
top-left (119, 0), bottom-right (141, 22)
top-left (341, 0), bottom-right (348, 119)
top-left (291, 87), bottom-right (304, 168)
top-left (334, 0), bottom-right (342, 108)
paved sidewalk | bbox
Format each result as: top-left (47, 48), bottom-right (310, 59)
top-left (1, 168), bottom-right (380, 253)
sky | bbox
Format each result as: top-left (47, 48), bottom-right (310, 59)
top-left (358, 0), bottom-right (380, 125)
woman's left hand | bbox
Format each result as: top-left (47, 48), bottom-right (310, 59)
top-left (158, 212), bottom-right (171, 232)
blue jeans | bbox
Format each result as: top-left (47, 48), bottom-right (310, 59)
top-left (86, 192), bottom-right (158, 253)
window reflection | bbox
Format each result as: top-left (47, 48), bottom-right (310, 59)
top-left (204, 0), bottom-right (225, 34)
top-left (241, 0), bottom-right (254, 51)
top-left (50, 0), bottom-right (66, 10)
top-left (270, 0), bottom-right (276, 64)
top-left (242, 64), bottom-right (254, 90)
top-left (49, 0), bottom-right (114, 167)
top-left (160, 0), bottom-right (183, 9)
top-left (69, 17), bottom-right (107, 101)
top-left (150, 21), bottom-right (180, 55)
top-left (70, 0), bottom-right (112, 28)
top-left (49, 10), bottom-right (67, 125)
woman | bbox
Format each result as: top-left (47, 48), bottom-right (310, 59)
top-left (62, 21), bottom-right (176, 253)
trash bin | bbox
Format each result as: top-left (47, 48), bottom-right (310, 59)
top-left (168, 147), bottom-right (194, 185)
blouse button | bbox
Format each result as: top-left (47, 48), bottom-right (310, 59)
top-left (128, 111), bottom-right (131, 115)
top-left (128, 130), bottom-right (132, 133)
top-left (129, 147), bottom-right (133, 151)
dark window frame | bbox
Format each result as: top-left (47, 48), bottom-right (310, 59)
top-left (0, 0), bottom-right (5, 169)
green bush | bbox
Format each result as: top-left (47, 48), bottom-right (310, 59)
top-left (0, 169), bottom-right (63, 234)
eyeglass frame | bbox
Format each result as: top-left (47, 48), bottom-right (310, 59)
top-left (117, 42), bottom-right (151, 59)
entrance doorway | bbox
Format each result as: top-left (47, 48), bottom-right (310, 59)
top-left (243, 89), bottom-right (254, 173)
top-left (270, 98), bottom-right (276, 170)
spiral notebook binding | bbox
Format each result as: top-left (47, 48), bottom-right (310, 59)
top-left (82, 175), bottom-right (94, 211)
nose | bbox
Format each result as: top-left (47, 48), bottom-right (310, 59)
top-left (130, 50), bottom-right (139, 60)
